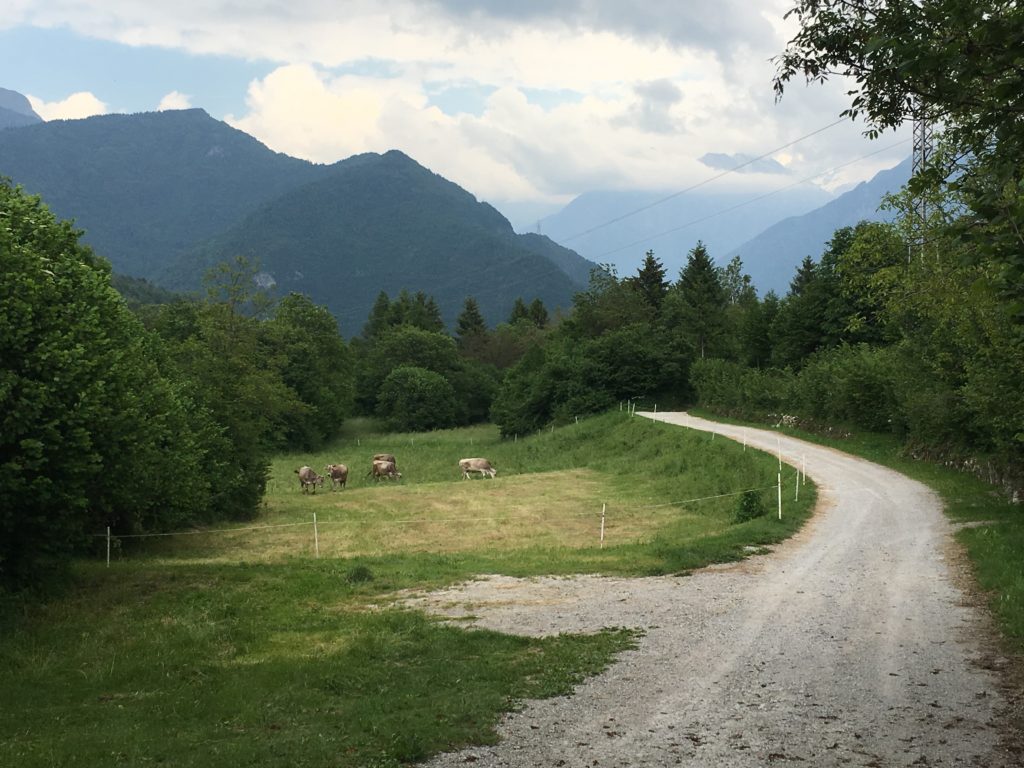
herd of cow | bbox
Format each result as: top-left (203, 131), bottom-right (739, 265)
top-left (293, 455), bottom-right (497, 493)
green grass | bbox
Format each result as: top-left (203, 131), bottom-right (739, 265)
top-left (0, 412), bottom-right (817, 767)
top-left (691, 407), bottom-right (1024, 649)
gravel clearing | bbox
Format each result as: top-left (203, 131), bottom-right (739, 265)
top-left (408, 412), bottom-right (1015, 767)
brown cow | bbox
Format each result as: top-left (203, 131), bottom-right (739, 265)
top-left (324, 463), bottom-right (348, 490)
top-left (295, 465), bottom-right (324, 493)
top-left (373, 453), bottom-right (397, 466)
top-left (370, 459), bottom-right (402, 481)
top-left (459, 457), bottom-right (496, 479)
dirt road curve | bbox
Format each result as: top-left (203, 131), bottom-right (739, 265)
top-left (413, 412), bottom-right (1012, 767)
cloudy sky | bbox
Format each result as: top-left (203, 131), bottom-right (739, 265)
top-left (2, 1), bottom-right (910, 227)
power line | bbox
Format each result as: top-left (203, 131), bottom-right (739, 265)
top-left (559, 117), bottom-right (849, 243)
top-left (590, 138), bottom-right (911, 260)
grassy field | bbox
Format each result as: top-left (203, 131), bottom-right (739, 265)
top-left (0, 412), bottom-right (817, 768)
top-left (692, 407), bottom-right (1024, 651)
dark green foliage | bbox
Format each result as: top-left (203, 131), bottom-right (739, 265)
top-left (345, 564), bottom-right (374, 583)
top-left (735, 490), bottom-right (768, 523)
top-left (489, 345), bottom-right (552, 438)
top-left (774, 0), bottom-right (1024, 313)
top-left (0, 182), bottom-right (216, 586)
top-left (690, 358), bottom-right (793, 417)
top-left (527, 298), bottom-right (549, 329)
top-left (455, 296), bottom-right (488, 343)
top-left (626, 250), bottom-right (669, 312)
top-left (791, 345), bottom-right (901, 433)
top-left (770, 256), bottom-right (830, 368)
top-left (355, 325), bottom-right (462, 414)
top-left (0, 109), bottom-right (325, 279)
top-left (664, 241), bottom-right (728, 359)
top-left (376, 366), bottom-right (458, 432)
top-left (508, 297), bottom-right (531, 324)
top-left (110, 274), bottom-right (181, 310)
top-left (162, 150), bottom-right (589, 335)
top-left (267, 293), bottom-right (355, 449)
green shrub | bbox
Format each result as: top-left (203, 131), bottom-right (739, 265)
top-left (734, 490), bottom-right (767, 523)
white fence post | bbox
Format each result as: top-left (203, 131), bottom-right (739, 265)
top-left (777, 473), bottom-right (783, 520)
top-left (600, 503), bottom-right (606, 548)
top-left (313, 513), bottom-right (320, 558)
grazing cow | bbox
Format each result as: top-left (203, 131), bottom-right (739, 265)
top-left (373, 453), bottom-right (397, 467)
top-left (324, 463), bottom-right (348, 490)
top-left (370, 459), bottom-right (402, 481)
top-left (459, 457), bottom-right (497, 479)
top-left (295, 465), bottom-right (324, 493)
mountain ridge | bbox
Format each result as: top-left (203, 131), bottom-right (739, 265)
top-left (728, 158), bottom-right (912, 295)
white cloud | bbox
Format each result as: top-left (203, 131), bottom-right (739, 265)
top-left (157, 90), bottom-right (192, 110)
top-left (27, 91), bottom-right (108, 120)
top-left (12, 1), bottom-right (911, 202)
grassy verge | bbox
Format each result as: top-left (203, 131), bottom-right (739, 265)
top-left (691, 407), bottom-right (1024, 650)
top-left (0, 412), bottom-right (816, 767)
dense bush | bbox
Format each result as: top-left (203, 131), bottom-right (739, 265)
top-left (734, 490), bottom-right (768, 523)
top-left (0, 182), bottom-right (217, 586)
top-left (376, 366), bottom-right (459, 432)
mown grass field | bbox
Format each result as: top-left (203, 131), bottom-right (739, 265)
top-left (0, 412), bottom-right (816, 768)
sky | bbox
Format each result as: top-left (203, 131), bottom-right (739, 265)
top-left (2, 1), bottom-right (911, 229)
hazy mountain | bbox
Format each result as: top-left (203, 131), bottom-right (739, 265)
top-left (728, 158), bottom-right (912, 295)
top-left (0, 87), bottom-right (43, 129)
top-left (0, 108), bottom-right (328, 278)
top-left (539, 184), bottom-right (834, 279)
top-left (161, 150), bottom-right (594, 335)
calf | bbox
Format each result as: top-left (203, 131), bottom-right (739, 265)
top-left (295, 465), bottom-right (324, 493)
top-left (459, 457), bottom-right (497, 479)
top-left (370, 459), bottom-right (402, 481)
top-left (324, 463), bottom-right (348, 490)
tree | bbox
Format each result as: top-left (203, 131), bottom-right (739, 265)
top-left (376, 366), bottom-right (458, 432)
top-left (267, 293), bottom-right (355, 448)
top-left (568, 266), bottom-right (654, 339)
top-left (362, 291), bottom-right (393, 339)
top-left (718, 255), bottom-right (757, 306)
top-left (664, 241), bottom-right (728, 359)
top-left (770, 256), bottom-right (830, 368)
top-left (774, 0), bottom-right (1024, 311)
top-left (0, 182), bottom-right (211, 586)
top-left (455, 296), bottom-right (488, 345)
top-left (508, 297), bottom-right (531, 325)
top-left (627, 250), bottom-right (669, 312)
top-left (527, 298), bottom-right (549, 329)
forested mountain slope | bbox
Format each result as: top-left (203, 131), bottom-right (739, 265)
top-left (162, 150), bottom-right (592, 334)
top-left (0, 108), bottom-right (328, 278)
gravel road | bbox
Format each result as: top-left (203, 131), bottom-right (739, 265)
top-left (409, 412), bottom-right (1014, 767)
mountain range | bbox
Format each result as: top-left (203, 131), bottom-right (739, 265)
top-left (537, 185), bottom-right (834, 279)
top-left (0, 86), bottom-right (912, 325)
top-left (726, 158), bottom-right (911, 295)
top-left (538, 160), bottom-right (911, 295)
top-left (0, 104), bottom-right (593, 335)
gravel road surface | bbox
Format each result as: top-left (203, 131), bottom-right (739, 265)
top-left (410, 412), bottom-right (1013, 767)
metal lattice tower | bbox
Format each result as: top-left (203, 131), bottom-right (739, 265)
top-left (911, 101), bottom-right (934, 259)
